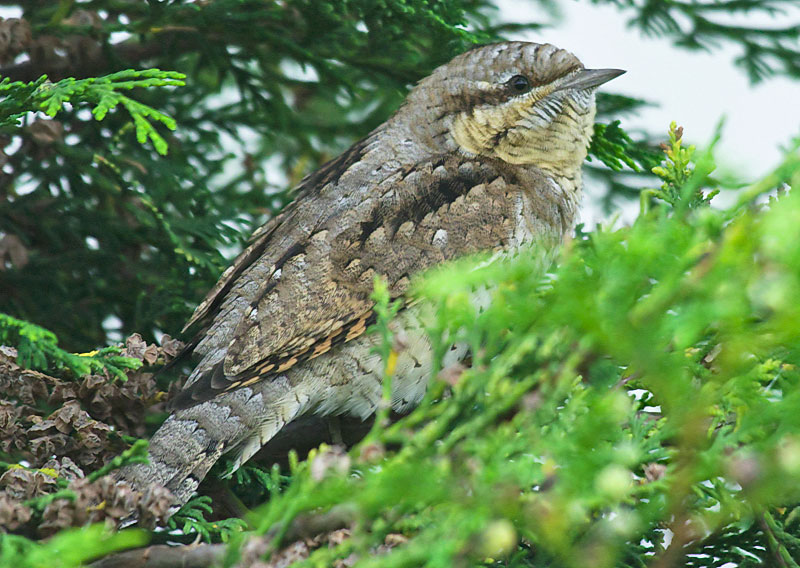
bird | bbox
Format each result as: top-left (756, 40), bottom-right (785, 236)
top-left (119, 41), bottom-right (624, 507)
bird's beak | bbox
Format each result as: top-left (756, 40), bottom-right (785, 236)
top-left (558, 68), bottom-right (626, 91)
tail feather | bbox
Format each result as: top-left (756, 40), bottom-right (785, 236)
top-left (118, 384), bottom-right (306, 509)
top-left (119, 410), bottom-right (235, 506)
top-left (224, 414), bottom-right (290, 475)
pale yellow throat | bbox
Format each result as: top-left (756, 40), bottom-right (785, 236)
top-left (451, 98), bottom-right (596, 177)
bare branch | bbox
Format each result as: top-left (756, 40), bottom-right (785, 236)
top-left (90, 507), bottom-right (356, 568)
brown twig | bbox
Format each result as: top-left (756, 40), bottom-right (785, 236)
top-left (0, 36), bottom-right (191, 83)
top-left (88, 543), bottom-right (226, 568)
top-left (90, 506), bottom-right (356, 568)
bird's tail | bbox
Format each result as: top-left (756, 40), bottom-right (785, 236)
top-left (118, 385), bottom-right (305, 508)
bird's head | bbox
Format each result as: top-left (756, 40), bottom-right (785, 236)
top-left (401, 42), bottom-right (623, 177)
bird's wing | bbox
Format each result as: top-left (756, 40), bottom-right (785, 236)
top-left (182, 137), bottom-right (374, 334)
top-left (172, 152), bottom-right (527, 409)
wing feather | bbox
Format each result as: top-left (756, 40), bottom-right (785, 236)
top-left (172, 152), bottom-right (521, 409)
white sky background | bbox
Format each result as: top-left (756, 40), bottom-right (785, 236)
top-left (497, 0), bottom-right (800, 225)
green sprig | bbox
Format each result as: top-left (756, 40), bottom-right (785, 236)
top-left (0, 69), bottom-right (185, 155)
top-left (0, 313), bottom-right (142, 380)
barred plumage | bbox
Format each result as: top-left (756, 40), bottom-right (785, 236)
top-left (119, 41), bottom-right (623, 508)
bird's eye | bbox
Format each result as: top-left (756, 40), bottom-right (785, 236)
top-left (507, 74), bottom-right (531, 94)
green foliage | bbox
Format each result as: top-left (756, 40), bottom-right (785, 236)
top-left (0, 525), bottom-right (147, 568)
top-left (587, 94), bottom-right (662, 213)
top-left (595, 92), bottom-right (652, 117)
top-left (166, 496), bottom-right (247, 544)
top-left (364, 276), bottom-right (404, 441)
top-left (0, 313), bottom-right (141, 380)
top-left (589, 120), bottom-right (661, 172)
top-left (228, 462), bottom-right (291, 508)
top-left (0, 70), bottom-right (185, 155)
top-left (646, 121), bottom-right (720, 210)
top-left (196, 132), bottom-right (800, 566)
top-left (0, 76), bottom-right (46, 129)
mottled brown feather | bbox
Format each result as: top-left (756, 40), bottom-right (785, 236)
top-left (182, 137), bottom-right (374, 334)
top-left (121, 42), bottom-right (619, 509)
top-left (172, 42), bottom-right (595, 411)
top-left (172, 155), bottom-right (523, 409)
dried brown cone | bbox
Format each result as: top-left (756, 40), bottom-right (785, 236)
top-left (0, 17), bottom-right (32, 64)
top-left (38, 477), bottom-right (173, 537)
top-left (0, 494), bottom-right (32, 533)
top-left (2, 333), bottom-right (184, 469)
top-left (0, 467), bottom-right (59, 500)
top-left (26, 400), bottom-right (120, 468)
top-left (0, 400), bottom-right (26, 455)
top-left (0, 333), bottom-right (183, 536)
